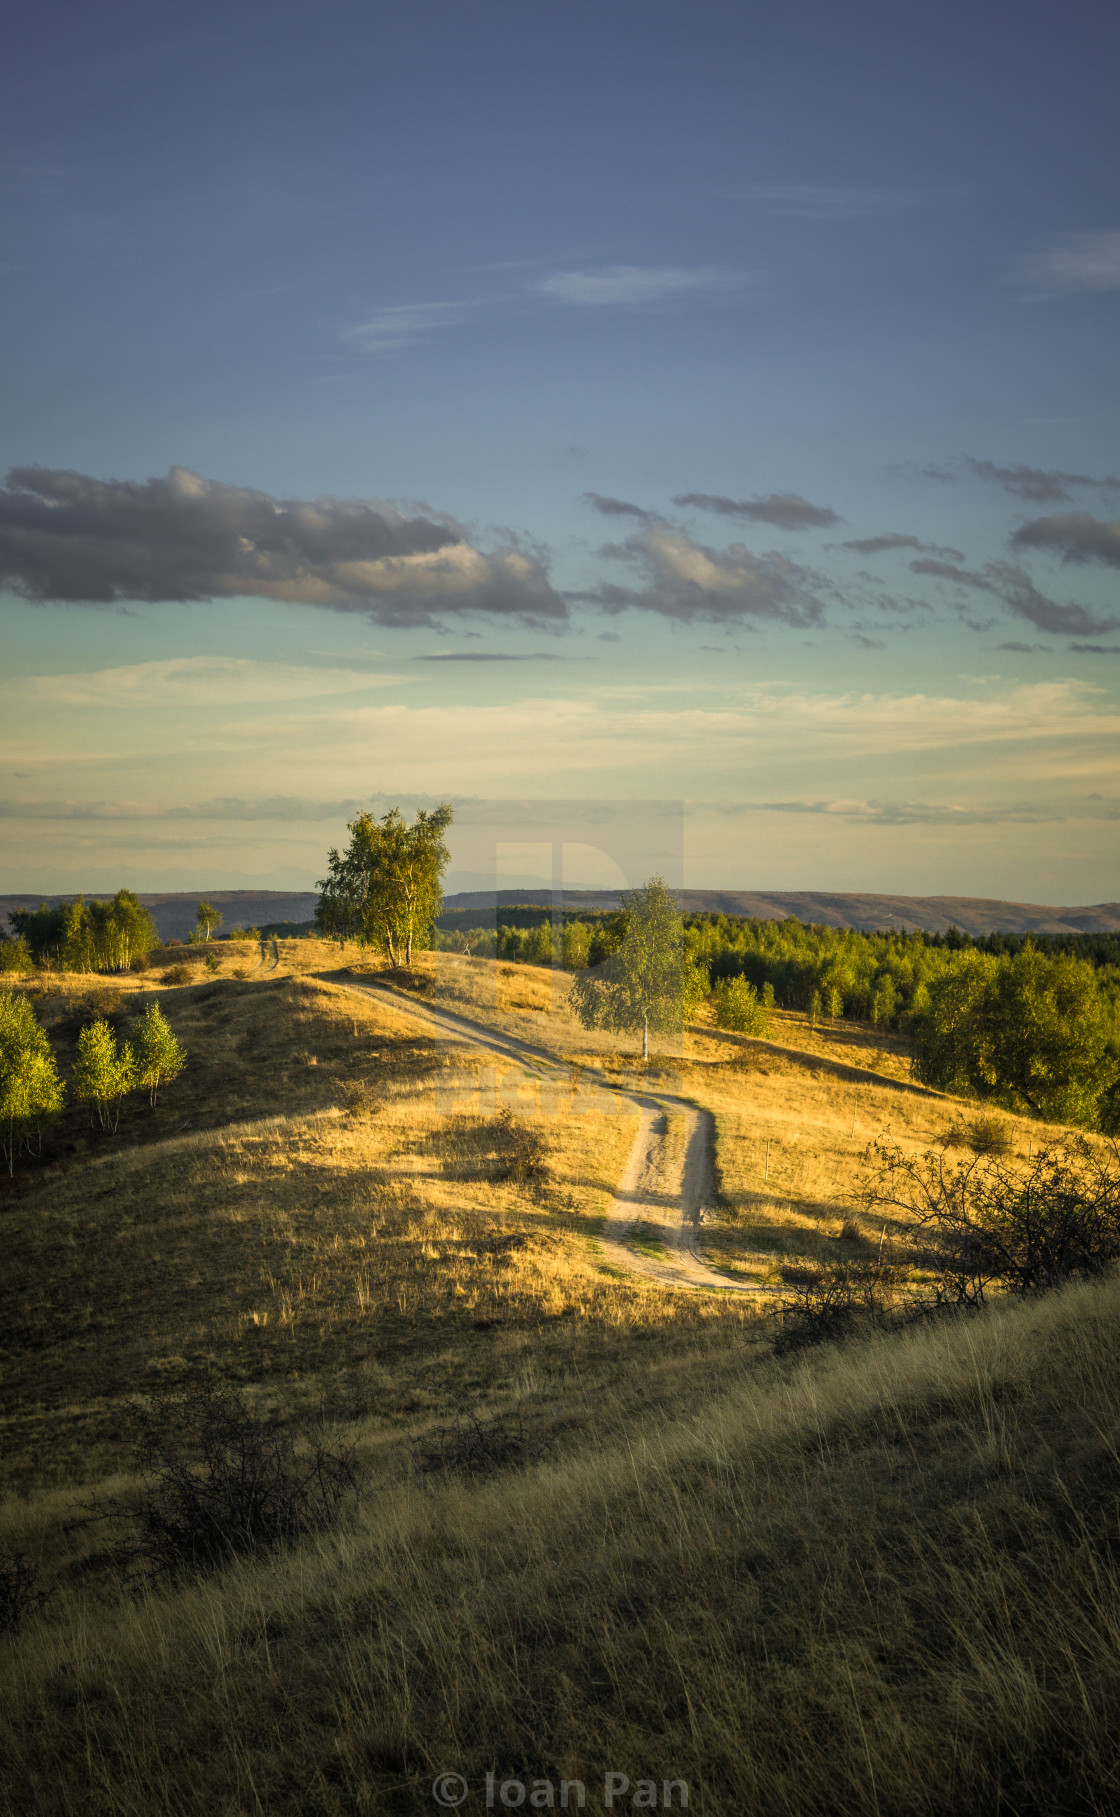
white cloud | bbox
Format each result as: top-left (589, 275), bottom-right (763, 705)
top-left (533, 265), bottom-right (743, 306)
top-left (1018, 232), bottom-right (1120, 294)
top-left (5, 656), bottom-right (410, 709)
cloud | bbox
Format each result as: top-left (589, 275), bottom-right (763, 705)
top-left (1070, 643), bottom-right (1120, 655)
top-left (581, 493), bottom-right (655, 520)
top-left (964, 458), bottom-right (1120, 502)
top-left (0, 466), bottom-right (565, 627)
top-left (2, 656), bottom-right (409, 708)
top-left (738, 184), bottom-right (918, 220)
top-left (415, 651), bottom-right (564, 663)
top-left (0, 795), bottom-right (372, 822)
top-left (575, 522), bottom-right (824, 626)
top-left (347, 299), bottom-right (482, 353)
top-left (673, 491), bottom-right (840, 530)
top-left (996, 642), bottom-right (1046, 653)
top-left (1018, 232), bottom-right (1120, 294)
top-left (751, 797), bottom-right (1067, 826)
top-left (533, 265), bottom-right (742, 306)
top-left (1010, 512), bottom-right (1120, 568)
top-left (909, 555), bottom-right (1120, 637)
top-left (840, 532), bottom-right (964, 557)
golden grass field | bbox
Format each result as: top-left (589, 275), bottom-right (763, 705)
top-left (2, 940), bottom-right (1117, 1815)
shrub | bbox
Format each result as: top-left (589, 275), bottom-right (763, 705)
top-left (773, 1257), bottom-right (902, 1352)
top-left (162, 964), bottom-right (191, 986)
top-left (413, 1409), bottom-right (529, 1478)
top-left (713, 975), bottom-right (772, 1037)
top-left (116, 1384), bottom-right (363, 1578)
top-left (964, 1113), bottom-right (1013, 1157)
top-left (493, 1107), bottom-right (549, 1184)
top-left (863, 1133), bottom-right (1120, 1306)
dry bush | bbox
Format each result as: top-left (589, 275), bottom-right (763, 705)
top-left (412, 1409), bottom-right (529, 1478)
top-left (162, 964), bottom-right (191, 986)
top-left (774, 1256), bottom-right (903, 1352)
top-left (112, 1383), bottom-right (363, 1579)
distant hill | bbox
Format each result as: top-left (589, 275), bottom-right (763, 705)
top-left (441, 889), bottom-right (1120, 936)
top-left (4, 886), bottom-right (1120, 941)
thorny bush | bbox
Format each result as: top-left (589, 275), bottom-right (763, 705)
top-left (862, 1132), bottom-right (1120, 1306)
top-left (113, 1383), bottom-right (364, 1579)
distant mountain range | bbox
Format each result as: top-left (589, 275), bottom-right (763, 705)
top-left (3, 887), bottom-right (1120, 940)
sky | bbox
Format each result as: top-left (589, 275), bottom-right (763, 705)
top-left (2, 0), bottom-right (1119, 903)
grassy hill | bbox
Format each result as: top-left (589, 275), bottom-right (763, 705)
top-left (1, 941), bottom-right (1117, 1814)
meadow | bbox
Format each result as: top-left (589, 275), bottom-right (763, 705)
top-left (1, 939), bottom-right (1117, 1815)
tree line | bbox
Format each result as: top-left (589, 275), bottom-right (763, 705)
top-left (0, 895), bottom-right (249, 974)
top-left (0, 994), bottom-right (186, 1174)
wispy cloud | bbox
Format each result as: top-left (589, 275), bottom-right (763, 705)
top-left (840, 532), bottom-right (964, 558)
top-left (909, 555), bottom-right (1120, 638)
top-left (965, 458), bottom-right (1120, 502)
top-left (533, 264), bottom-right (744, 306)
top-left (673, 491), bottom-right (840, 530)
top-left (3, 656), bottom-right (409, 709)
top-left (415, 651), bottom-right (564, 663)
top-left (751, 797), bottom-right (1070, 825)
top-left (582, 493), bottom-right (656, 520)
top-left (1017, 231), bottom-right (1120, 294)
top-left (738, 184), bottom-right (919, 220)
top-left (346, 299), bottom-right (484, 353)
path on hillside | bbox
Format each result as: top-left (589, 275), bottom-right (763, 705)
top-left (321, 971), bottom-right (763, 1295)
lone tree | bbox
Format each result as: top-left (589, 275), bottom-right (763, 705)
top-left (0, 991), bottom-right (64, 1174)
top-left (569, 876), bottom-right (707, 1060)
top-left (315, 804), bottom-right (454, 967)
top-left (72, 1020), bottom-right (136, 1133)
top-left (131, 1003), bottom-right (187, 1108)
top-left (192, 901), bottom-right (223, 943)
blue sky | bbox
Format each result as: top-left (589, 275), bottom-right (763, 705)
top-left (2, 0), bottom-right (1119, 901)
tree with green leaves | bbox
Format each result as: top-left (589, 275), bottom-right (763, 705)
top-left (192, 901), bottom-right (223, 943)
top-left (712, 975), bottom-right (772, 1037)
top-left (0, 991), bottom-right (64, 1174)
top-left (72, 1020), bottom-right (136, 1133)
top-left (569, 877), bottom-right (708, 1060)
top-left (315, 804), bottom-right (454, 967)
top-left (914, 944), bottom-right (1116, 1127)
top-left (9, 891), bottom-right (158, 973)
top-left (131, 1003), bottom-right (187, 1108)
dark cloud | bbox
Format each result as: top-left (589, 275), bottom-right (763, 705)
top-left (0, 465), bottom-right (566, 627)
top-left (841, 532), bottom-right (964, 558)
top-left (1069, 643), bottom-right (1120, 655)
top-left (1010, 511), bottom-right (1120, 568)
top-left (995, 641), bottom-right (1045, 653)
top-left (965, 459), bottom-right (1120, 503)
top-left (581, 493), bottom-right (655, 520)
top-left (672, 491), bottom-right (840, 530)
top-left (574, 522), bottom-right (823, 626)
top-left (910, 555), bottom-right (1120, 637)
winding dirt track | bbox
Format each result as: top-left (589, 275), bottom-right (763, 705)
top-left (322, 972), bottom-right (763, 1295)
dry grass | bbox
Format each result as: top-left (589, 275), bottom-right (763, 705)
top-left (3, 945), bottom-right (1118, 1813)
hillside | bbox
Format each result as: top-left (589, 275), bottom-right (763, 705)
top-left (1, 941), bottom-right (1119, 1813)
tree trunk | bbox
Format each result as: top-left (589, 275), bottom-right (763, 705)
top-left (642, 1015), bottom-right (648, 1061)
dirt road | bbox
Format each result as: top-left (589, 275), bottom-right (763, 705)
top-left (323, 971), bottom-right (762, 1295)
